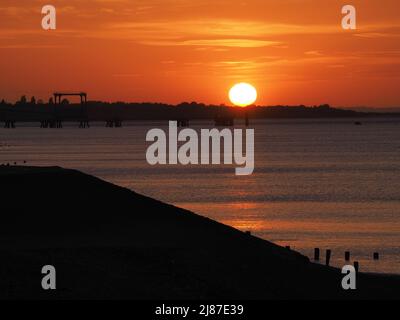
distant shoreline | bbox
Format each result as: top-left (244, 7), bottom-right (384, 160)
top-left (1, 102), bottom-right (400, 124)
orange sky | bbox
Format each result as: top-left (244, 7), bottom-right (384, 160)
top-left (1, 0), bottom-right (400, 107)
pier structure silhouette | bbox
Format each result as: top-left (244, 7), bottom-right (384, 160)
top-left (51, 92), bottom-right (89, 129)
top-left (0, 96), bottom-right (259, 129)
top-left (53, 92), bottom-right (87, 105)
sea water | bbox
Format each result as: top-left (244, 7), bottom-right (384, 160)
top-left (1, 117), bottom-right (399, 274)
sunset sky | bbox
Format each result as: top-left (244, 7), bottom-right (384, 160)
top-left (1, 0), bottom-right (400, 107)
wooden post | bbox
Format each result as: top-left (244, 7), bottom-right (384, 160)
top-left (345, 251), bottom-right (350, 261)
top-left (325, 249), bottom-right (331, 266)
top-left (314, 248), bottom-right (320, 261)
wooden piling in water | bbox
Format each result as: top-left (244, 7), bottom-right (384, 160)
top-left (79, 120), bottom-right (90, 128)
top-left (345, 251), bottom-right (350, 261)
top-left (325, 249), bottom-right (331, 266)
top-left (4, 120), bottom-right (15, 129)
top-left (314, 248), bottom-right (320, 261)
top-left (106, 119), bottom-right (122, 128)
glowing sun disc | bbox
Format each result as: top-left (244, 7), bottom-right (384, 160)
top-left (229, 83), bottom-right (257, 107)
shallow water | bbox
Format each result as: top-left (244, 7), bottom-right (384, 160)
top-left (1, 118), bottom-right (399, 274)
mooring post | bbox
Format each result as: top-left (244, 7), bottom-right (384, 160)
top-left (314, 248), bottom-right (320, 261)
top-left (4, 120), bottom-right (16, 129)
top-left (326, 249), bottom-right (331, 266)
top-left (354, 261), bottom-right (359, 273)
top-left (345, 251), bottom-right (350, 261)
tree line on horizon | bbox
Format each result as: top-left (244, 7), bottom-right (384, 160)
top-left (0, 95), bottom-right (334, 110)
top-left (0, 96), bottom-right (370, 121)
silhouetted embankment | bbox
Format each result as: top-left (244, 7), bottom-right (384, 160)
top-left (0, 166), bottom-right (399, 299)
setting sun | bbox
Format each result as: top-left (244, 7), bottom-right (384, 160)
top-left (229, 83), bottom-right (258, 107)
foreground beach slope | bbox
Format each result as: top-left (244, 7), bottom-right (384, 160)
top-left (0, 166), bottom-right (399, 299)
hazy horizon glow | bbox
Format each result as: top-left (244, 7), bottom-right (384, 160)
top-left (1, 0), bottom-right (400, 107)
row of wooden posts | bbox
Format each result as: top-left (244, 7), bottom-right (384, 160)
top-left (313, 248), bottom-right (379, 264)
top-left (3, 120), bottom-right (120, 129)
top-left (245, 231), bottom-right (380, 272)
top-left (284, 246), bottom-right (381, 272)
top-left (245, 232), bottom-right (380, 273)
top-left (3, 117), bottom-right (249, 129)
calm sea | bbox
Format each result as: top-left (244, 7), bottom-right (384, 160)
top-left (1, 118), bottom-right (399, 274)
